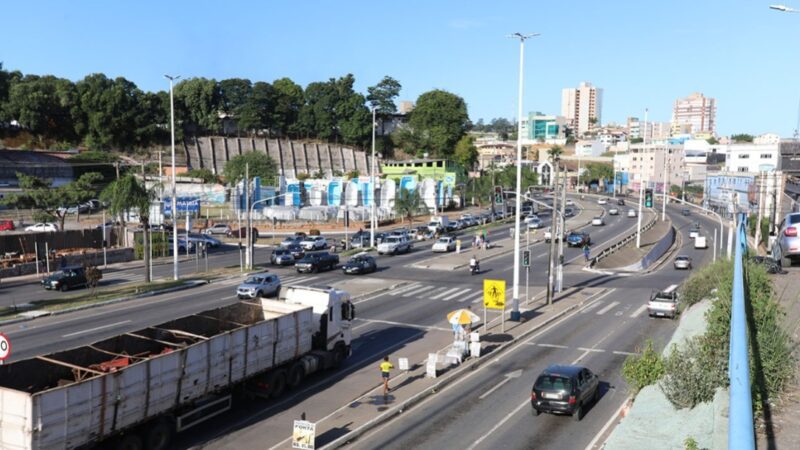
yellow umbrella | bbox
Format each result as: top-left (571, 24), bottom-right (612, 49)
top-left (447, 309), bottom-right (480, 325)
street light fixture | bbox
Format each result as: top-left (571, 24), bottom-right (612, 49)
top-left (165, 74), bottom-right (180, 281)
top-left (770, 4), bottom-right (799, 12)
top-left (508, 31), bottom-right (539, 322)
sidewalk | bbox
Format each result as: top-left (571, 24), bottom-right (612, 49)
top-left (593, 213), bottom-right (668, 270)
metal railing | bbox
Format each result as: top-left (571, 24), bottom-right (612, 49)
top-left (729, 212), bottom-right (754, 449)
top-left (590, 211), bottom-right (657, 266)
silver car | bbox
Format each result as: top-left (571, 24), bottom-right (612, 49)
top-left (236, 273), bottom-right (281, 299)
top-left (673, 255), bottom-right (692, 270)
top-left (772, 212), bottom-right (800, 267)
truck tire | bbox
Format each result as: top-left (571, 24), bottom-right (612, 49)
top-left (333, 343), bottom-right (347, 368)
top-left (269, 369), bottom-right (287, 399)
top-left (144, 420), bottom-right (173, 450)
top-left (115, 434), bottom-right (144, 450)
top-left (288, 362), bottom-right (306, 389)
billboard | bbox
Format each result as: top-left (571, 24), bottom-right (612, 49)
top-left (163, 197), bottom-right (200, 217)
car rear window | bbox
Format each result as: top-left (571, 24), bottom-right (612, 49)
top-left (788, 214), bottom-right (800, 225)
top-left (535, 375), bottom-right (572, 391)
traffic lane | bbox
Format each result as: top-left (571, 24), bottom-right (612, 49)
top-left (353, 286), bottom-right (680, 450)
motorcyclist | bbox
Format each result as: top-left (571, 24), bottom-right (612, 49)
top-left (469, 255), bottom-right (480, 274)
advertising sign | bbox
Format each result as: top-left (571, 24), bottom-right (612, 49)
top-left (163, 197), bottom-right (200, 216)
top-left (292, 420), bottom-right (315, 450)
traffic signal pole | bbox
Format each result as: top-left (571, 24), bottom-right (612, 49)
top-left (637, 180), bottom-right (645, 248)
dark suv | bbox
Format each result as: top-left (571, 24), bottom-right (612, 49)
top-left (531, 364), bottom-right (600, 421)
top-left (42, 266), bottom-right (91, 291)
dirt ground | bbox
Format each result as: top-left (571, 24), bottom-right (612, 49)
top-left (755, 265), bottom-right (800, 450)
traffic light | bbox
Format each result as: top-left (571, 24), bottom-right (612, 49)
top-left (644, 189), bottom-right (653, 208)
top-left (494, 186), bottom-right (503, 205)
top-left (522, 250), bottom-right (530, 267)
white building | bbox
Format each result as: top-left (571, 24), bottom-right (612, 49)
top-left (671, 92), bottom-right (717, 135)
top-left (627, 117), bottom-right (671, 141)
top-left (754, 133), bottom-right (781, 145)
top-left (561, 82), bottom-right (603, 136)
top-left (628, 144), bottom-right (686, 192)
top-left (575, 140), bottom-right (606, 157)
top-left (724, 143), bottom-right (780, 173)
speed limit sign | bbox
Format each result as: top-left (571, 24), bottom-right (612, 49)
top-left (0, 333), bottom-right (11, 362)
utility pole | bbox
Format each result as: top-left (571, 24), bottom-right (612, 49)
top-left (370, 106), bottom-right (377, 249)
top-left (557, 162), bottom-right (567, 292)
top-left (662, 145), bottom-right (669, 221)
top-left (245, 162), bottom-right (251, 269)
top-left (165, 74), bottom-right (180, 281)
top-left (546, 161), bottom-right (559, 306)
top-left (755, 172), bottom-right (765, 250)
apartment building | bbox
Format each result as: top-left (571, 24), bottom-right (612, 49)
top-left (524, 111), bottom-right (568, 144)
top-left (628, 144), bottom-right (686, 192)
top-left (724, 143), bottom-right (781, 173)
top-left (671, 92), bottom-right (716, 135)
top-left (561, 82), bottom-right (603, 136)
top-left (627, 117), bottom-right (671, 141)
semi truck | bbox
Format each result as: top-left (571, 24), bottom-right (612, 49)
top-left (0, 286), bottom-right (355, 450)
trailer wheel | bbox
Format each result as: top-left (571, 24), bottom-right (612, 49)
top-left (288, 362), bottom-right (306, 389)
top-left (144, 419), bottom-right (173, 450)
top-left (269, 369), bottom-right (287, 399)
top-left (115, 434), bottom-right (144, 450)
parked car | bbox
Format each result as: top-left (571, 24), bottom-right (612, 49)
top-left (204, 223), bottom-right (231, 235)
top-left (25, 223), bottom-right (58, 232)
top-left (270, 249), bottom-right (295, 266)
top-left (673, 255), bottom-right (692, 270)
top-left (432, 236), bottom-right (457, 253)
top-left (627, 209), bottom-right (637, 218)
top-left (41, 266), bottom-right (99, 291)
top-left (295, 252), bottom-right (339, 273)
top-left (648, 290), bottom-right (678, 319)
top-left (94, 221), bottom-right (116, 231)
top-left (342, 254), bottom-right (378, 275)
top-left (227, 227), bottom-right (259, 240)
top-left (377, 235), bottom-right (412, 255)
top-left (566, 232), bottom-right (591, 247)
top-left (608, 208), bottom-right (619, 216)
top-left (300, 236), bottom-right (328, 251)
top-left (531, 364), bottom-right (600, 421)
top-left (591, 216), bottom-right (605, 226)
top-left (0, 219), bottom-right (15, 231)
top-left (236, 273), bottom-right (281, 299)
top-left (772, 212), bottom-right (800, 267)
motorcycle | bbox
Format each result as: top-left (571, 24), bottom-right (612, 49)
top-left (469, 262), bottom-right (480, 275)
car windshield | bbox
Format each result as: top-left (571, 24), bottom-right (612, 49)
top-left (535, 375), bottom-right (572, 392)
top-left (244, 276), bottom-right (264, 284)
top-left (594, 217), bottom-right (601, 220)
top-left (676, 256), bottom-right (689, 261)
top-left (437, 238), bottom-right (450, 243)
top-left (386, 237), bottom-right (401, 243)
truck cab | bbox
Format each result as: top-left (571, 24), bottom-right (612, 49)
top-left (284, 286), bottom-right (355, 356)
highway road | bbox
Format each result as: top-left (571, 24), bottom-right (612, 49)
top-left (0, 197), bottom-right (719, 449)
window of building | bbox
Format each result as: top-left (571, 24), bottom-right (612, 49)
top-left (738, 154), bottom-right (749, 159)
top-left (738, 167), bottom-right (748, 172)
top-left (760, 153), bottom-right (772, 159)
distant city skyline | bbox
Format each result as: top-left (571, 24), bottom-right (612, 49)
top-left (2, 1), bottom-right (799, 137)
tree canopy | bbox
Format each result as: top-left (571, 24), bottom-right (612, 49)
top-left (730, 133), bottom-right (754, 143)
top-left (395, 89), bottom-right (469, 158)
top-left (222, 152), bottom-right (278, 184)
top-left (1, 172), bottom-right (103, 229)
top-left (453, 135), bottom-right (478, 170)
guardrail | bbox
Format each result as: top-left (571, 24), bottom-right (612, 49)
top-left (729, 213), bottom-right (755, 448)
top-left (589, 210), bottom-right (657, 267)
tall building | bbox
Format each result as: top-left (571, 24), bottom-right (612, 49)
top-left (671, 92), bottom-right (716, 136)
top-left (561, 82), bottom-right (603, 136)
top-left (525, 111), bottom-right (567, 143)
top-left (627, 117), bottom-right (671, 142)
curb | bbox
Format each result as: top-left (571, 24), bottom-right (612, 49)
top-left (323, 288), bottom-right (606, 449)
top-left (0, 279), bottom-right (215, 326)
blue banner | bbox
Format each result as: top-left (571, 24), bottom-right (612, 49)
top-left (164, 197), bottom-right (200, 217)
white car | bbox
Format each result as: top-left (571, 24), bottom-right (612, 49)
top-left (591, 216), bottom-right (605, 226)
top-left (694, 235), bottom-right (708, 249)
top-left (566, 199), bottom-right (574, 206)
top-left (25, 223), bottom-right (59, 232)
top-left (609, 207), bottom-right (619, 215)
top-left (432, 236), bottom-right (457, 253)
top-left (300, 236), bottom-right (328, 250)
top-left (627, 209), bottom-right (637, 218)
top-left (523, 215), bottom-right (540, 225)
top-left (377, 236), bottom-right (412, 255)
top-left (597, 198), bottom-right (608, 205)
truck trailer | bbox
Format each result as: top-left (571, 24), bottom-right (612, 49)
top-left (0, 286), bottom-right (354, 450)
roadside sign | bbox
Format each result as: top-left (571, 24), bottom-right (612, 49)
top-left (0, 333), bottom-right (11, 363)
top-left (483, 279), bottom-right (506, 310)
top-left (292, 420), bottom-right (315, 449)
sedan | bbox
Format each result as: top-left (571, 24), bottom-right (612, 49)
top-left (591, 216), bottom-right (605, 226)
top-left (566, 232), bottom-right (591, 247)
top-left (566, 199), bottom-right (575, 206)
top-left (342, 254), bottom-right (378, 275)
top-left (627, 209), bottom-right (637, 218)
top-left (608, 208), bottom-right (619, 216)
top-left (689, 224), bottom-right (701, 239)
top-left (300, 236), bottom-right (328, 251)
top-left (673, 255), bottom-right (693, 270)
top-left (25, 223), bottom-right (59, 232)
top-left (270, 249), bottom-right (295, 266)
top-left (531, 364), bottom-right (600, 421)
top-left (285, 244), bottom-right (305, 259)
top-left (432, 236), bottom-right (457, 253)
top-left (597, 198), bottom-right (608, 205)
top-left (527, 218), bottom-right (544, 229)
top-left (771, 212), bottom-right (800, 267)
top-left (204, 223), bottom-right (231, 235)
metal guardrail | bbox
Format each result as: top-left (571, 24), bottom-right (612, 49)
top-left (589, 211), bottom-right (657, 266)
top-left (729, 213), bottom-right (755, 448)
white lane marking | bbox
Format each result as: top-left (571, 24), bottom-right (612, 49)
top-left (466, 400), bottom-right (529, 450)
top-left (461, 291), bottom-right (485, 303)
top-left (63, 320), bottom-right (132, 338)
top-left (577, 347), bottom-right (605, 353)
top-left (353, 318), bottom-right (451, 332)
top-left (431, 287), bottom-right (461, 299)
top-left (401, 285), bottom-right (436, 297)
top-left (537, 343), bottom-right (568, 349)
top-left (478, 369), bottom-right (523, 400)
top-left (596, 301), bottom-right (620, 315)
top-left (442, 288), bottom-right (473, 301)
top-left (664, 284), bottom-right (678, 293)
top-left (630, 304), bottom-right (648, 318)
top-left (388, 283), bottom-right (422, 296)
top-left (580, 301), bottom-right (603, 313)
top-left (584, 396), bottom-right (631, 450)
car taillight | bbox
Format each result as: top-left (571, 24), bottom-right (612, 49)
top-left (568, 395), bottom-right (576, 405)
top-left (786, 227), bottom-right (798, 237)
top-left (531, 391), bottom-right (537, 401)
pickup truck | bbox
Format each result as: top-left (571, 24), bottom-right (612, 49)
top-left (648, 290), bottom-right (678, 319)
top-left (296, 252), bottom-right (340, 273)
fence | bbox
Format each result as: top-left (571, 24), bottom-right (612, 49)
top-left (729, 213), bottom-right (755, 448)
top-left (0, 228), bottom-right (120, 256)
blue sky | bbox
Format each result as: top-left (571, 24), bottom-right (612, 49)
top-left (3, 0), bottom-right (799, 137)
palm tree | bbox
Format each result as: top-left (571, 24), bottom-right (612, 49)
top-left (395, 187), bottom-right (421, 226)
top-left (100, 174), bottom-right (156, 283)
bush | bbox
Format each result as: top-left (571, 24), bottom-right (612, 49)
top-left (133, 231), bottom-right (169, 259)
top-left (622, 339), bottom-right (665, 394)
top-left (186, 168), bottom-right (218, 184)
top-left (660, 337), bottom-right (727, 409)
top-left (678, 259), bottom-right (732, 309)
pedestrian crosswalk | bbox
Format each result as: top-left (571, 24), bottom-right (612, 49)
top-left (388, 283), bottom-right (486, 304)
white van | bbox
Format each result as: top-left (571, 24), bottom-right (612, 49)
top-left (694, 235), bottom-right (708, 249)
top-left (427, 216), bottom-right (450, 233)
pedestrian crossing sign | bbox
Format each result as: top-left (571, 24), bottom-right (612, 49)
top-left (483, 279), bottom-right (506, 310)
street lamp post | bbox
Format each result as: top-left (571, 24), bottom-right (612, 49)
top-left (370, 107), bottom-right (377, 249)
top-left (662, 145), bottom-right (670, 221)
top-left (247, 193), bottom-right (291, 269)
top-left (165, 74), bottom-right (180, 281)
top-left (637, 177), bottom-right (645, 248)
top-left (508, 31), bottom-right (539, 322)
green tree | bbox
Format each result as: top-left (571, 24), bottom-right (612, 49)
top-left (706, 136), bottom-right (719, 145)
top-left (5, 75), bottom-right (80, 142)
top-left (296, 74), bottom-right (370, 145)
top-left (405, 89), bottom-right (469, 158)
top-left (547, 145), bottom-right (563, 162)
top-left (75, 74), bottom-right (144, 150)
top-left (218, 78), bottom-right (252, 118)
top-left (730, 133), bottom-right (754, 143)
top-left (100, 174), bottom-right (156, 283)
top-left (367, 76), bottom-right (402, 138)
top-left (237, 81), bottom-right (274, 135)
top-left (453, 135), bottom-right (478, 169)
top-left (582, 163), bottom-right (614, 184)
top-left (272, 77), bottom-right (304, 138)
top-left (175, 77), bottom-right (221, 135)
top-left (84, 265), bottom-right (102, 297)
top-left (222, 152), bottom-right (278, 184)
top-left (395, 187), bottom-right (421, 225)
top-left (134, 91), bottom-right (169, 146)
top-left (1, 172), bottom-right (103, 229)
top-left (185, 168), bottom-right (219, 183)
top-left (630, 137), bottom-right (644, 144)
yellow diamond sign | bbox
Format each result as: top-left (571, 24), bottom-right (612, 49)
top-left (483, 279), bottom-right (506, 310)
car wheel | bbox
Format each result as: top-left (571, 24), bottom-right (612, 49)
top-left (255, 290), bottom-right (263, 298)
top-left (780, 250), bottom-right (792, 268)
top-left (60, 284), bottom-right (69, 292)
top-left (531, 408), bottom-right (540, 417)
top-left (573, 404), bottom-right (583, 422)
